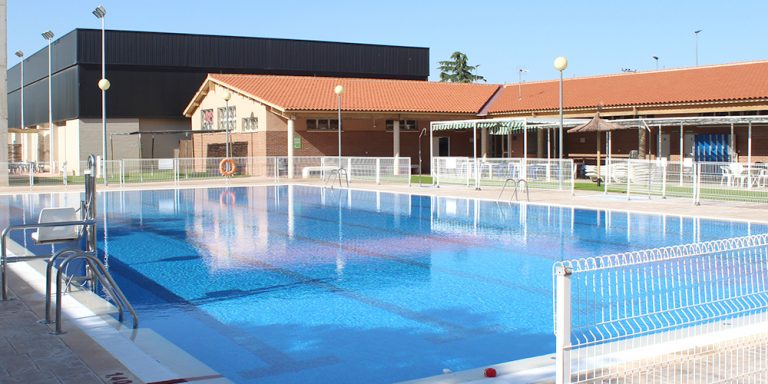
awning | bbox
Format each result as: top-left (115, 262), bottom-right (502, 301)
top-left (432, 119), bottom-right (527, 135)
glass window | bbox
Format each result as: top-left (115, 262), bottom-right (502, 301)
top-left (386, 120), bottom-right (418, 131)
top-left (306, 119), bottom-right (339, 131)
top-left (242, 114), bottom-right (258, 132)
top-left (218, 106), bottom-right (236, 131)
top-left (201, 109), bottom-right (214, 130)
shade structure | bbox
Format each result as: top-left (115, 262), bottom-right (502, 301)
top-left (569, 113), bottom-right (623, 182)
top-left (432, 119), bottom-right (526, 135)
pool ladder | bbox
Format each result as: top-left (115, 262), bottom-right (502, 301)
top-left (44, 249), bottom-right (139, 334)
top-left (499, 178), bottom-right (529, 202)
top-left (324, 167), bottom-right (350, 189)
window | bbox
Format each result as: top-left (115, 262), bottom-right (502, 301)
top-left (242, 114), bottom-right (258, 131)
top-left (386, 120), bottom-right (418, 131)
top-left (218, 106), bottom-right (236, 131)
top-left (306, 119), bottom-right (339, 131)
top-left (201, 109), bottom-right (214, 130)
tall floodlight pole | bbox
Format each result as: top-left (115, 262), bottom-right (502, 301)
top-left (42, 31), bottom-right (55, 168)
top-left (334, 85), bottom-right (344, 168)
top-left (93, 6), bottom-right (109, 185)
top-left (694, 30), bottom-right (702, 66)
top-left (223, 91), bottom-right (231, 158)
top-left (14, 51), bottom-right (23, 130)
top-left (653, 56), bottom-right (659, 70)
top-left (517, 68), bottom-right (528, 100)
top-left (554, 56), bottom-right (568, 189)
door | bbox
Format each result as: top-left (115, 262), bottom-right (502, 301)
top-left (660, 134), bottom-right (671, 159)
top-left (683, 133), bottom-right (695, 159)
top-left (432, 137), bottom-right (450, 157)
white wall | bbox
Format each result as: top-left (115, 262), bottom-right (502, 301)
top-left (190, 83), bottom-right (269, 133)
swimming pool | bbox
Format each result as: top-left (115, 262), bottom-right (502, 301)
top-left (3, 185), bottom-right (766, 383)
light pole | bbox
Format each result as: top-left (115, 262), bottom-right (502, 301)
top-left (334, 85), bottom-right (344, 168)
top-left (14, 51), bottom-right (24, 130)
top-left (694, 30), bottom-right (702, 66)
top-left (93, 5), bottom-right (109, 185)
top-left (653, 56), bottom-right (659, 70)
top-left (223, 91), bottom-right (231, 158)
top-left (517, 68), bottom-right (528, 100)
top-left (554, 56), bottom-right (568, 189)
top-left (42, 31), bottom-right (55, 168)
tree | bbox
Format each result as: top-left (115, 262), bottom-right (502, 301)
top-left (438, 51), bottom-right (486, 83)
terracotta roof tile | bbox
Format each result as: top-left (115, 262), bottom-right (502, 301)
top-left (208, 74), bottom-right (499, 114)
top-left (488, 61), bottom-right (768, 114)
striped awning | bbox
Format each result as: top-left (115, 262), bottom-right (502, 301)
top-left (432, 120), bottom-right (527, 135)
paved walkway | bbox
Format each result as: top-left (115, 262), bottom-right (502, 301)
top-left (0, 267), bottom-right (142, 384)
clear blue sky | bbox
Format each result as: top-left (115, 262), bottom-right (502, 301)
top-left (8, 0), bottom-right (768, 83)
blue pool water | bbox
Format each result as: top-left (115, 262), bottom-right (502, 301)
top-left (2, 186), bottom-right (766, 383)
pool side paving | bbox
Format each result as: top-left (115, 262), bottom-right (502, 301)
top-left (0, 179), bottom-right (766, 383)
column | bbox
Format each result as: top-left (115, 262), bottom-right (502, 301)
top-left (287, 117), bottom-right (295, 179)
top-left (481, 127), bottom-right (488, 159)
top-left (537, 128), bottom-right (545, 158)
top-left (393, 120), bottom-right (400, 175)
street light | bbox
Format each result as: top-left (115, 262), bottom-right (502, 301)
top-left (694, 30), bottom-right (702, 66)
top-left (334, 84), bottom-right (344, 168)
top-left (554, 56), bottom-right (567, 189)
top-left (517, 68), bottom-right (528, 100)
top-left (42, 31), bottom-right (55, 168)
top-left (14, 51), bottom-right (24, 130)
top-left (653, 56), bottom-right (659, 70)
top-left (93, 5), bottom-right (108, 185)
top-left (223, 91), bottom-right (232, 158)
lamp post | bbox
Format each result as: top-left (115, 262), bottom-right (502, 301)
top-left (334, 85), bottom-right (344, 168)
top-left (14, 51), bottom-right (24, 130)
top-left (554, 56), bottom-right (568, 189)
top-left (653, 56), bottom-right (659, 70)
top-left (223, 91), bottom-right (231, 158)
top-left (93, 5), bottom-right (108, 185)
top-left (42, 31), bottom-right (55, 168)
top-left (517, 68), bottom-right (528, 100)
top-left (694, 30), bottom-right (702, 66)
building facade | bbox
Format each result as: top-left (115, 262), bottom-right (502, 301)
top-left (5, 29), bottom-right (429, 171)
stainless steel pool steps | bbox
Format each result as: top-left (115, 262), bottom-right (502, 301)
top-left (45, 249), bottom-right (139, 334)
top-left (498, 178), bottom-right (530, 202)
top-left (324, 167), bottom-right (350, 189)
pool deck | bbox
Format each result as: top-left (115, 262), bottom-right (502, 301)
top-left (0, 179), bottom-right (766, 383)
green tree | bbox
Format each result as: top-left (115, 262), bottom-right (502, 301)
top-left (438, 51), bottom-right (486, 83)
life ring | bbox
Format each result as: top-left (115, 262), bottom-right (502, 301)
top-left (219, 158), bottom-right (237, 176)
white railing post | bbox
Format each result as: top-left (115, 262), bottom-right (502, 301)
top-left (120, 160), bottom-right (125, 186)
top-left (274, 157), bottom-right (279, 183)
top-left (662, 160), bottom-right (667, 199)
top-left (62, 162), bottom-right (68, 186)
top-left (570, 162), bottom-right (575, 196)
top-left (435, 158), bottom-right (440, 187)
top-left (375, 158), bottom-right (381, 185)
top-left (466, 159), bottom-right (470, 187)
top-left (28, 162), bottom-right (34, 187)
top-left (626, 160), bottom-right (631, 200)
top-left (174, 158), bottom-right (179, 186)
top-left (407, 158), bottom-right (411, 186)
top-left (555, 265), bottom-right (572, 384)
top-left (347, 158), bottom-right (353, 182)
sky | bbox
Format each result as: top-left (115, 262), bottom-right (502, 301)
top-left (7, 0), bottom-right (768, 84)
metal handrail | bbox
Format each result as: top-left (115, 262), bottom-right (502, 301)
top-left (1, 220), bottom-right (96, 300)
top-left (498, 178), bottom-right (530, 202)
top-left (324, 167), bottom-right (350, 189)
top-left (52, 250), bottom-right (138, 334)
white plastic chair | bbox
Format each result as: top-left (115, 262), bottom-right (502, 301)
top-left (31, 207), bottom-right (81, 244)
top-left (720, 166), bottom-right (734, 186)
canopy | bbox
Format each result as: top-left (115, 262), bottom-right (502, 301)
top-left (568, 113), bottom-right (623, 133)
top-left (432, 119), bottom-right (526, 135)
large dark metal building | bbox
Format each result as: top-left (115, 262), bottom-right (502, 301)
top-left (7, 29), bottom-right (429, 161)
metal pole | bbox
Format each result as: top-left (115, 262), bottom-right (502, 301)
top-left (559, 70), bottom-right (564, 189)
top-left (337, 93), bottom-right (342, 168)
top-left (19, 55), bottom-right (24, 130)
top-left (47, 38), bottom-right (54, 168)
top-left (473, 122), bottom-right (479, 190)
top-left (100, 17), bottom-right (108, 185)
top-left (225, 99), bottom-right (230, 158)
top-left (679, 122), bottom-right (684, 185)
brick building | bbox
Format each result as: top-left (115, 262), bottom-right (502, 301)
top-left (183, 60), bottom-right (768, 171)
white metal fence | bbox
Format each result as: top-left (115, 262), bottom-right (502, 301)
top-left (596, 159), bottom-right (768, 204)
top-left (0, 156), bottom-right (410, 188)
top-left (553, 234), bottom-right (768, 383)
top-left (432, 157), bottom-right (575, 192)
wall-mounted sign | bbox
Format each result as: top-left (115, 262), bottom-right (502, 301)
top-left (293, 137), bottom-right (301, 149)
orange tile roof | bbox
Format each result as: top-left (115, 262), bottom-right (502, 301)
top-left (488, 61), bottom-right (768, 114)
top-left (207, 74), bottom-right (500, 114)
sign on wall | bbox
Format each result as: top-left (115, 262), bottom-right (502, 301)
top-left (293, 137), bottom-right (301, 149)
